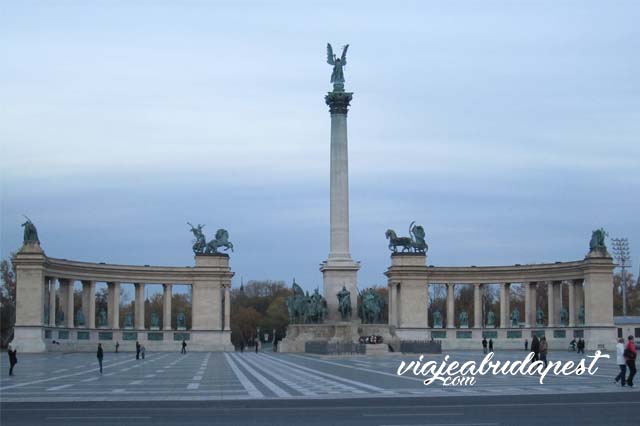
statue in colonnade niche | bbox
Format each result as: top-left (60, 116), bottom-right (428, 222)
top-left (177, 312), bottom-right (186, 329)
top-left (75, 310), bottom-right (85, 327)
top-left (511, 308), bottom-right (520, 327)
top-left (432, 310), bottom-right (442, 328)
top-left (98, 309), bottom-right (107, 327)
top-left (536, 308), bottom-right (545, 326)
top-left (150, 312), bottom-right (160, 328)
top-left (56, 310), bottom-right (64, 326)
top-left (578, 305), bottom-right (585, 325)
top-left (21, 216), bottom-right (40, 245)
top-left (459, 310), bottom-right (469, 327)
top-left (486, 310), bottom-right (496, 327)
top-left (560, 308), bottom-right (569, 325)
top-left (337, 286), bottom-right (352, 321)
top-left (124, 312), bottom-right (133, 328)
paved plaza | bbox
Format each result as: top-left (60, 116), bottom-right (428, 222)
top-left (1, 349), bottom-right (639, 402)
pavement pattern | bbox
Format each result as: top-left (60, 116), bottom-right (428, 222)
top-left (1, 349), bottom-right (639, 402)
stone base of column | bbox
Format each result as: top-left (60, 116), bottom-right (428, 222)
top-left (12, 326), bottom-right (47, 353)
top-left (320, 258), bottom-right (360, 322)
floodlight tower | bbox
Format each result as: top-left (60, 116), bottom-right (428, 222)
top-left (611, 238), bottom-right (631, 317)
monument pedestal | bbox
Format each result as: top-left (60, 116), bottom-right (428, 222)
top-left (320, 259), bottom-right (360, 322)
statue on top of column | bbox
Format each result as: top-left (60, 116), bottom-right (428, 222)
top-left (21, 216), bottom-right (40, 245)
top-left (327, 43), bottom-right (349, 92)
top-left (187, 223), bottom-right (234, 254)
top-left (385, 222), bottom-right (429, 253)
top-left (589, 228), bottom-right (608, 252)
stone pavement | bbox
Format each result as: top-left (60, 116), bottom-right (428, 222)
top-left (1, 350), bottom-right (638, 402)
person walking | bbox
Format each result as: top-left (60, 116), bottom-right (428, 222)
top-left (539, 337), bottom-right (548, 367)
top-left (624, 336), bottom-right (637, 387)
top-left (482, 338), bottom-right (488, 354)
top-left (181, 340), bottom-right (187, 354)
top-left (488, 339), bottom-right (494, 353)
top-left (531, 335), bottom-right (540, 361)
top-left (615, 338), bottom-right (627, 387)
top-left (524, 339), bottom-right (528, 351)
top-left (255, 340), bottom-right (259, 353)
top-left (7, 346), bottom-right (17, 376)
top-left (136, 341), bottom-right (141, 360)
top-left (141, 345), bottom-right (146, 360)
top-left (97, 343), bottom-right (104, 373)
top-left (115, 342), bottom-right (120, 353)
top-left (577, 338), bottom-right (585, 354)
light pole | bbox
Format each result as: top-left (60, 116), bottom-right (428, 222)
top-left (611, 238), bottom-right (631, 317)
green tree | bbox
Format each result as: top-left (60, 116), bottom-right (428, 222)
top-left (1, 255), bottom-right (17, 347)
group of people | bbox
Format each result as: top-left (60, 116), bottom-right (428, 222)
top-left (481, 338), bottom-right (494, 353)
top-left (527, 336), bottom-right (549, 366)
top-left (615, 336), bottom-right (637, 387)
top-left (569, 338), bottom-right (586, 353)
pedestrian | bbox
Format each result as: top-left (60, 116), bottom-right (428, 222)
top-left (488, 339), bottom-right (494, 353)
top-left (615, 338), bottom-right (627, 387)
top-left (181, 340), bottom-right (187, 354)
top-left (577, 338), bottom-right (585, 354)
top-left (240, 343), bottom-right (244, 353)
top-left (141, 345), bottom-right (146, 360)
top-left (482, 338), bottom-right (488, 354)
top-left (115, 342), bottom-right (119, 353)
top-left (136, 341), bottom-right (141, 360)
top-left (569, 338), bottom-right (576, 351)
top-left (539, 337), bottom-right (548, 367)
top-left (624, 336), bottom-right (637, 387)
top-left (255, 340), bottom-right (259, 353)
top-left (531, 335), bottom-right (540, 361)
top-left (97, 343), bottom-right (104, 373)
top-left (7, 345), bottom-right (17, 376)
top-left (524, 339), bottom-right (528, 351)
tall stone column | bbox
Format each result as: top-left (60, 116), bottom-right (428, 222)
top-left (65, 279), bottom-right (75, 328)
top-left (163, 284), bottom-right (172, 330)
top-left (321, 89), bottom-right (359, 321)
top-left (223, 284), bottom-right (231, 331)
top-left (48, 277), bottom-right (57, 327)
top-left (473, 283), bottom-right (481, 328)
top-left (524, 281), bottom-right (531, 327)
top-left (568, 280), bottom-right (576, 327)
top-left (547, 281), bottom-right (555, 327)
top-left (446, 283), bottom-right (455, 328)
top-left (108, 282), bottom-right (120, 329)
top-left (135, 283), bottom-right (145, 329)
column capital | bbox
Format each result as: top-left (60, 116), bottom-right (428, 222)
top-left (325, 91), bottom-right (353, 114)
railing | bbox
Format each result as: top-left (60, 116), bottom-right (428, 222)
top-left (305, 341), bottom-right (366, 355)
top-left (399, 340), bottom-right (442, 354)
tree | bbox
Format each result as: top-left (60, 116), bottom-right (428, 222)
top-left (0, 255), bottom-right (17, 347)
top-left (614, 271), bottom-right (639, 316)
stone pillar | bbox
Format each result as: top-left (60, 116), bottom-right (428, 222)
top-left (135, 283), bottom-right (145, 329)
top-left (223, 284), bottom-right (231, 331)
top-left (583, 256), bottom-right (614, 326)
top-left (13, 243), bottom-right (47, 352)
top-left (108, 282), bottom-right (120, 329)
top-left (553, 281), bottom-right (562, 324)
top-left (500, 283), bottom-right (509, 328)
top-left (388, 282), bottom-right (397, 326)
top-left (81, 280), bottom-right (92, 328)
top-left (446, 283), bottom-right (455, 328)
top-left (163, 284), bottom-right (172, 330)
top-left (48, 277), bottom-right (57, 327)
top-left (547, 281), bottom-right (555, 327)
top-left (321, 89), bottom-right (359, 321)
top-left (65, 279), bottom-right (75, 328)
top-left (473, 283), bottom-right (481, 328)
top-left (568, 280), bottom-right (576, 327)
top-left (524, 281), bottom-right (531, 327)
top-left (385, 254), bottom-right (428, 329)
top-left (530, 282), bottom-right (538, 326)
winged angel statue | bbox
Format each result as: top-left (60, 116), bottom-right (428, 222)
top-left (327, 43), bottom-right (349, 91)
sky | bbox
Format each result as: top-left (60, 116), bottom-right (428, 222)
top-left (2, 0), bottom-right (639, 296)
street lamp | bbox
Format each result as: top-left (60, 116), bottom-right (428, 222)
top-left (611, 238), bottom-right (632, 317)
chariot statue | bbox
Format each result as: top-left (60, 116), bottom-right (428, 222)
top-left (589, 228), bottom-right (608, 252)
top-left (21, 216), bottom-right (39, 245)
top-left (385, 221), bottom-right (429, 253)
top-left (326, 43), bottom-right (349, 91)
top-left (337, 286), bottom-right (352, 321)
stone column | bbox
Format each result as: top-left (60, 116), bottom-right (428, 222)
top-left (500, 283), bottom-right (509, 328)
top-left (568, 280), bottom-right (576, 327)
top-left (224, 283), bottom-right (231, 331)
top-left (446, 283), bottom-right (455, 328)
top-left (13, 243), bottom-right (47, 352)
top-left (48, 277), bottom-right (57, 327)
top-left (524, 281), bottom-right (531, 327)
top-left (530, 282), bottom-right (538, 326)
top-left (65, 279), bottom-right (75, 328)
top-left (547, 281), bottom-right (555, 327)
top-left (473, 283), bottom-right (481, 328)
top-left (81, 280), bottom-right (93, 328)
top-left (321, 89), bottom-right (360, 321)
top-left (388, 282), bottom-right (396, 326)
top-left (163, 284), bottom-right (172, 330)
top-left (134, 283), bottom-right (145, 329)
top-left (108, 282), bottom-right (120, 329)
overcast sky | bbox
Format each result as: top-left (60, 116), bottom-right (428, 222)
top-left (2, 0), bottom-right (639, 295)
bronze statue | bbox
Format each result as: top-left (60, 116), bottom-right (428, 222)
top-left (486, 310), bottom-right (496, 327)
top-left (536, 308), bottom-right (545, 326)
top-left (409, 222), bottom-right (428, 253)
top-left (385, 229), bottom-right (412, 253)
top-left (75, 310), bottom-right (85, 327)
top-left (124, 312), bottom-right (133, 328)
top-left (21, 216), bottom-right (39, 245)
top-left (177, 312), bottom-right (186, 328)
top-left (98, 309), bottom-right (107, 327)
top-left (359, 288), bottom-right (385, 324)
top-left (205, 229), bottom-right (234, 254)
top-left (432, 310), bottom-right (442, 328)
top-left (589, 228), bottom-right (608, 252)
top-left (187, 223), bottom-right (206, 255)
top-left (511, 308), bottom-right (520, 327)
top-left (386, 222), bottom-right (429, 253)
top-left (327, 43), bottom-right (349, 92)
top-left (337, 286), bottom-right (352, 321)
top-left (560, 307), bottom-right (569, 325)
top-left (459, 310), bottom-right (469, 327)
top-left (150, 312), bottom-right (160, 328)
top-left (285, 280), bottom-right (327, 324)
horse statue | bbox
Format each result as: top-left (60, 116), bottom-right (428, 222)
top-left (409, 221), bottom-right (428, 253)
top-left (359, 288), bottom-right (385, 324)
top-left (589, 228), bottom-right (608, 252)
top-left (187, 222), bottom-right (206, 255)
top-left (286, 280), bottom-right (310, 323)
top-left (205, 229), bottom-right (234, 254)
top-left (385, 229), bottom-right (412, 253)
